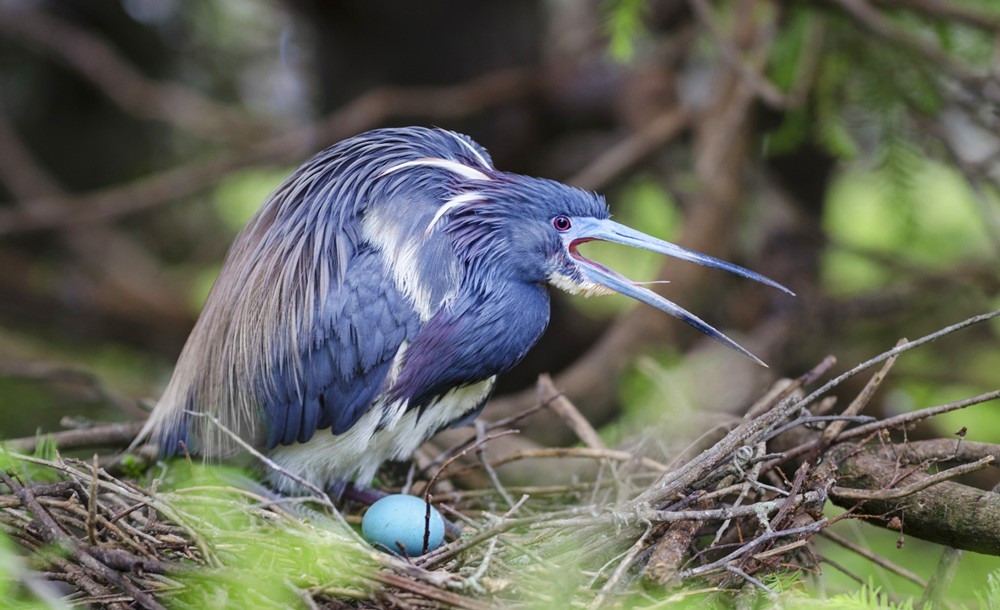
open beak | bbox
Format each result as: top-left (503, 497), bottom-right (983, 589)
top-left (565, 217), bottom-right (795, 367)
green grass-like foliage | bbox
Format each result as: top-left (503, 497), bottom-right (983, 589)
top-left (152, 462), bottom-right (377, 608)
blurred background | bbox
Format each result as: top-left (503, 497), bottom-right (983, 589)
top-left (1, 0), bottom-right (999, 602)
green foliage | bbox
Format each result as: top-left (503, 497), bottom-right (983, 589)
top-left (212, 166), bottom-right (291, 233)
top-left (813, 52), bottom-right (860, 161)
top-left (0, 530), bottom-right (65, 610)
top-left (822, 162), bottom-right (993, 294)
top-left (606, 351), bottom-right (683, 447)
top-left (604, 0), bottom-right (648, 62)
top-left (764, 3), bottom-right (995, 167)
top-left (155, 461), bottom-right (376, 607)
top-left (0, 441), bottom-right (63, 484)
top-left (819, 581), bottom-right (914, 609)
top-left (974, 571), bottom-right (1000, 610)
top-left (187, 262), bottom-right (222, 312)
top-left (118, 453), bottom-right (146, 480)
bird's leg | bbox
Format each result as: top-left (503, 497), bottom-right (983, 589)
top-left (341, 482), bottom-right (389, 506)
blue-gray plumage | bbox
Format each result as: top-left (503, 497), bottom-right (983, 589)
top-left (136, 127), bottom-right (792, 494)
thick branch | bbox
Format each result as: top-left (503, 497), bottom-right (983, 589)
top-left (829, 443), bottom-right (1000, 555)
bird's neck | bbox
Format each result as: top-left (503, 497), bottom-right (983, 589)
top-left (473, 280), bottom-right (551, 372)
top-left (388, 279), bottom-right (551, 410)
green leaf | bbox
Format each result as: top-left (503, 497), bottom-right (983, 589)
top-left (604, 0), bottom-right (647, 62)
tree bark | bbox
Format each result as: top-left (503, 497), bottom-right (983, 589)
top-left (829, 443), bottom-right (1000, 555)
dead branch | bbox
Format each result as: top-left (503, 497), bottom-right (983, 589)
top-left (4, 422), bottom-right (145, 454)
top-left (0, 361), bottom-right (145, 419)
top-left (830, 455), bottom-right (994, 500)
top-left (0, 102), bottom-right (196, 335)
top-left (686, 0), bottom-right (788, 108)
top-left (1, 470), bottom-right (166, 610)
top-left (642, 516), bottom-right (703, 588)
top-left (536, 374), bottom-right (606, 450)
top-left (898, 439), bottom-right (1000, 464)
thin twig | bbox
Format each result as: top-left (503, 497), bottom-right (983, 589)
top-left (830, 455), bottom-right (994, 500)
top-left (839, 389), bottom-right (1000, 442)
top-left (819, 340), bottom-right (904, 447)
top-left (821, 530), bottom-right (926, 587)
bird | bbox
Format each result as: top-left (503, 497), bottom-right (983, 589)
top-left (135, 126), bottom-right (792, 495)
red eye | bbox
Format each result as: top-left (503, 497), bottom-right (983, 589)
top-left (552, 216), bottom-right (572, 231)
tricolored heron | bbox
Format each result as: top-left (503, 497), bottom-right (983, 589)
top-left (136, 127), bottom-right (791, 494)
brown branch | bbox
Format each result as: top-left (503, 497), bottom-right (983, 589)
top-left (0, 361), bottom-right (145, 419)
top-left (641, 311), bottom-right (1000, 509)
top-left (0, 6), bottom-right (270, 142)
top-left (642, 517), bottom-right (703, 587)
top-left (838, 389), bottom-right (1000, 442)
top-left (568, 107), bottom-right (691, 191)
top-left (3, 422), bottom-right (145, 454)
top-left (775, 389), bottom-right (1000, 470)
top-left (0, 67), bottom-right (536, 235)
top-left (375, 571), bottom-right (493, 610)
top-left (467, 446), bottom-right (669, 477)
top-left (829, 443), bottom-right (1000, 554)
top-left (815, 340), bottom-right (902, 452)
top-left (537, 374), bottom-right (606, 450)
top-left (0, 110), bottom-right (62, 198)
top-left (687, 0), bottom-right (788, 108)
top-left (0, 102), bottom-right (194, 331)
top-left (1, 471), bottom-right (166, 609)
top-left (898, 439), bottom-right (1000, 465)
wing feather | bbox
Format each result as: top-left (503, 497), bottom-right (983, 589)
top-left (136, 127), bottom-right (486, 457)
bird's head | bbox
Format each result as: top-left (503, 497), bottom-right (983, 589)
top-left (437, 174), bottom-right (792, 365)
top-left (377, 129), bottom-right (793, 365)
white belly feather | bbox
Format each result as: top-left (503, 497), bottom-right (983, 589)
top-left (266, 377), bottom-right (494, 494)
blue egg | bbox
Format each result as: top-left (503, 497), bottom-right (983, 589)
top-left (361, 494), bottom-right (445, 556)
